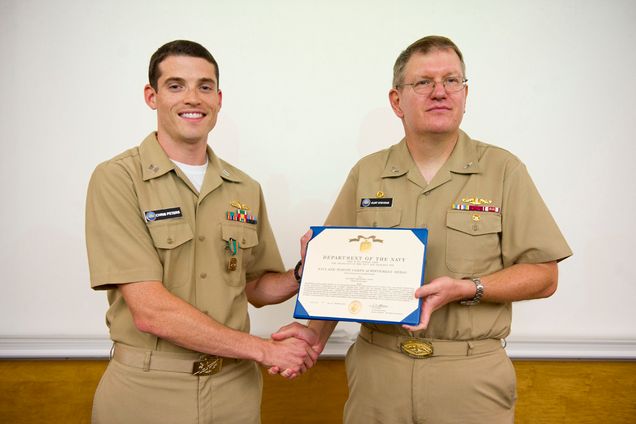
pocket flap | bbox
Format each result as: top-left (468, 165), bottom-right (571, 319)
top-left (446, 210), bottom-right (501, 236)
top-left (356, 209), bottom-right (402, 228)
top-left (148, 221), bottom-right (194, 249)
top-left (221, 223), bottom-right (259, 248)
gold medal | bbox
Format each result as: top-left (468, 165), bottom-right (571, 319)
top-left (227, 257), bottom-right (237, 271)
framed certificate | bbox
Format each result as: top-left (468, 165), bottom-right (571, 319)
top-left (293, 226), bottom-right (428, 325)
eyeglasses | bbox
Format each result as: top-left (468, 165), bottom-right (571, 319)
top-left (396, 76), bottom-right (468, 95)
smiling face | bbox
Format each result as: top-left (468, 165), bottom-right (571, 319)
top-left (389, 49), bottom-right (467, 140)
top-left (144, 55), bottom-right (222, 148)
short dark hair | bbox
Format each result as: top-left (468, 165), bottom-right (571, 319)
top-left (148, 40), bottom-right (219, 90)
top-left (392, 35), bottom-right (465, 87)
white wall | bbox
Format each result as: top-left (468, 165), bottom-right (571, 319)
top-left (1, 0), bottom-right (635, 357)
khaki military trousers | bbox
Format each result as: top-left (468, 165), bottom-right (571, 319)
top-left (92, 344), bottom-right (262, 424)
top-left (344, 329), bottom-right (516, 424)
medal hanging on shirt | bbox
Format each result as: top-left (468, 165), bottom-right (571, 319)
top-left (226, 238), bottom-right (238, 272)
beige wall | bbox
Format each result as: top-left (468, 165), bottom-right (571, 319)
top-left (1, 0), bottom-right (636, 348)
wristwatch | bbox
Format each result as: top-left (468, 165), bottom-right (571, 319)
top-left (293, 260), bottom-right (303, 284)
top-left (460, 277), bottom-right (484, 306)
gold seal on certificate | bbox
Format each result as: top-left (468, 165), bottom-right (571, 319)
top-left (348, 300), bottom-right (362, 314)
top-left (293, 226), bottom-right (428, 325)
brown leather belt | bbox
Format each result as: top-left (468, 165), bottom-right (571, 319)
top-left (359, 326), bottom-right (503, 359)
top-left (112, 343), bottom-right (235, 376)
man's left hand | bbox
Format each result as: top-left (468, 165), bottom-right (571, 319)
top-left (402, 276), bottom-right (474, 332)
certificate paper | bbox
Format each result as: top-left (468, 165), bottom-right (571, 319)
top-left (294, 226), bottom-right (428, 325)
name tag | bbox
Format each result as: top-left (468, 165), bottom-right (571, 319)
top-left (360, 198), bottom-right (393, 208)
top-left (144, 207), bottom-right (183, 222)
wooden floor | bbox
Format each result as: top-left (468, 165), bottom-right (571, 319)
top-left (0, 359), bottom-right (634, 423)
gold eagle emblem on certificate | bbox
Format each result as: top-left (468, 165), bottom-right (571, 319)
top-left (349, 235), bottom-right (383, 252)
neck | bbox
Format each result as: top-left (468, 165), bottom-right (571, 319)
top-left (405, 131), bottom-right (459, 183)
top-left (156, 132), bottom-right (208, 165)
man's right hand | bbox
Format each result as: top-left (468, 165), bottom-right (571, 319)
top-left (261, 335), bottom-right (318, 379)
top-left (266, 322), bottom-right (323, 379)
top-left (272, 322), bottom-right (320, 349)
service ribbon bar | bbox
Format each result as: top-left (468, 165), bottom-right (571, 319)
top-left (226, 209), bottom-right (258, 224)
top-left (452, 204), bottom-right (500, 213)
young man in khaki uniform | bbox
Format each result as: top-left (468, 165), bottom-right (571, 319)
top-left (86, 40), bottom-right (317, 424)
top-left (273, 36), bottom-right (572, 423)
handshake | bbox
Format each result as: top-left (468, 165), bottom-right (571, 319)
top-left (261, 322), bottom-right (323, 380)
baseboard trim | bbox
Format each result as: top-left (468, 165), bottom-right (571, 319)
top-left (321, 332), bottom-right (636, 360)
top-left (1, 333), bottom-right (635, 360)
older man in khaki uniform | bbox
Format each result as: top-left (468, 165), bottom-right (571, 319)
top-left (86, 40), bottom-right (316, 424)
top-left (273, 36), bottom-right (572, 423)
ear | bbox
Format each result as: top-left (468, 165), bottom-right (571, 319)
top-left (389, 88), bottom-right (404, 118)
top-left (144, 84), bottom-right (157, 110)
top-left (217, 89), bottom-right (223, 109)
top-left (463, 84), bottom-right (468, 113)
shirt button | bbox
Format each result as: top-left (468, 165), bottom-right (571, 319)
top-left (166, 238), bottom-right (174, 244)
top-left (198, 235), bottom-right (206, 241)
top-left (200, 272), bottom-right (207, 279)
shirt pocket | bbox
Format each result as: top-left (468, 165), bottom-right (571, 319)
top-left (220, 222), bottom-right (259, 286)
top-left (355, 209), bottom-right (402, 228)
top-left (445, 210), bottom-right (502, 275)
top-left (147, 220), bottom-right (194, 288)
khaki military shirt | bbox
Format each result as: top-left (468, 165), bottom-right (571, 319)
top-left (86, 133), bottom-right (285, 353)
top-left (325, 130), bottom-right (572, 340)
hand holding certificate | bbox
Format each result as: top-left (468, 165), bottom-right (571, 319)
top-left (294, 226), bottom-right (428, 325)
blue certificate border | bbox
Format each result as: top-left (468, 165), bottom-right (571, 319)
top-left (293, 226), bottom-right (428, 326)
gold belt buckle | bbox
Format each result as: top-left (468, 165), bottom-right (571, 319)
top-left (400, 339), bottom-right (434, 359)
top-left (192, 355), bottom-right (223, 376)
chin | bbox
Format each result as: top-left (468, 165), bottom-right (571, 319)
top-left (425, 121), bottom-right (461, 134)
top-left (421, 126), bottom-right (452, 135)
top-left (178, 134), bottom-right (207, 144)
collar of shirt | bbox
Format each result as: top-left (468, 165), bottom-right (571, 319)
top-left (380, 129), bottom-right (482, 183)
top-left (138, 132), bottom-right (243, 184)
